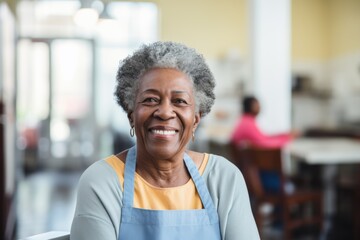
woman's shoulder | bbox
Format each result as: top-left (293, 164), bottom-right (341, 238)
top-left (186, 150), bottom-right (240, 179)
top-left (76, 156), bottom-right (123, 213)
top-left (202, 153), bottom-right (249, 211)
top-left (203, 154), bottom-right (243, 183)
top-left (202, 153), bottom-right (246, 188)
top-left (77, 156), bottom-right (122, 192)
top-left (80, 157), bottom-right (115, 177)
top-left (205, 153), bottom-right (240, 174)
top-left (73, 157), bottom-right (123, 238)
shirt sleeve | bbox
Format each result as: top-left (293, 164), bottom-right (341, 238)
top-left (231, 116), bottom-right (293, 148)
top-left (205, 155), bottom-right (260, 240)
top-left (222, 167), bottom-right (260, 240)
top-left (70, 160), bottom-right (123, 240)
top-left (253, 132), bottom-right (293, 148)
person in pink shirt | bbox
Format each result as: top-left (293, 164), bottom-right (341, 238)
top-left (230, 96), bottom-right (299, 193)
top-left (231, 96), bottom-right (297, 149)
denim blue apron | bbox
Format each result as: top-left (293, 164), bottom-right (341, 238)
top-left (118, 146), bottom-right (221, 240)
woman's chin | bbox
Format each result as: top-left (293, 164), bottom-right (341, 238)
top-left (145, 144), bottom-right (184, 160)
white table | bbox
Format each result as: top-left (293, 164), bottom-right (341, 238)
top-left (286, 138), bottom-right (360, 164)
top-left (285, 137), bottom-right (360, 239)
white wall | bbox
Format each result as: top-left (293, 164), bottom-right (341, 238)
top-left (292, 51), bottom-right (360, 130)
top-left (250, 0), bottom-right (292, 134)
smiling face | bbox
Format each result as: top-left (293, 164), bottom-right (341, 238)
top-left (129, 68), bottom-right (201, 160)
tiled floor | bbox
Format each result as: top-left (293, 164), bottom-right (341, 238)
top-left (16, 170), bottom-right (81, 239)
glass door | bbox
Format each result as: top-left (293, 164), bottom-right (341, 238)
top-left (17, 37), bottom-right (96, 171)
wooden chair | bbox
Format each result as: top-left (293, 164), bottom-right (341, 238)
top-left (229, 143), bottom-right (323, 240)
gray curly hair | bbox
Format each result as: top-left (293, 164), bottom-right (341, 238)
top-left (114, 41), bottom-right (216, 117)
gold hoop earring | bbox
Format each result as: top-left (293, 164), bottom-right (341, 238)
top-left (192, 132), bottom-right (195, 142)
top-left (130, 127), bottom-right (135, 137)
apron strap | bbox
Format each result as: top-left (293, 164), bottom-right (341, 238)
top-left (123, 146), bottom-right (136, 207)
top-left (183, 153), bottom-right (218, 222)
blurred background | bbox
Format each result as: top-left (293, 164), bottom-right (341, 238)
top-left (0, 0), bottom-right (359, 239)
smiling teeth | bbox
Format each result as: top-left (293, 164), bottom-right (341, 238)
top-left (152, 129), bottom-right (176, 135)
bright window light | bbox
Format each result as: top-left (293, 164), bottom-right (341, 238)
top-left (73, 8), bottom-right (99, 27)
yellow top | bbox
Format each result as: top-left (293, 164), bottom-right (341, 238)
top-left (106, 153), bottom-right (209, 210)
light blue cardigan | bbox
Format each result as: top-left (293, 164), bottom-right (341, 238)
top-left (70, 154), bottom-right (260, 240)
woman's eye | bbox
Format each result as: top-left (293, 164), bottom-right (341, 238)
top-left (174, 99), bottom-right (188, 105)
top-left (141, 97), bottom-right (159, 104)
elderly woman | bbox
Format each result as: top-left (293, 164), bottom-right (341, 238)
top-left (70, 42), bottom-right (259, 240)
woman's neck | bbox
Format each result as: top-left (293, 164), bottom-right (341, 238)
top-left (137, 159), bottom-right (190, 188)
top-left (117, 149), bottom-right (203, 188)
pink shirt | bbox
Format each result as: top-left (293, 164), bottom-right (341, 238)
top-left (230, 114), bottom-right (293, 148)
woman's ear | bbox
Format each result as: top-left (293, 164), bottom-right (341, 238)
top-left (127, 111), bottom-right (134, 127)
top-left (193, 112), bottom-right (201, 131)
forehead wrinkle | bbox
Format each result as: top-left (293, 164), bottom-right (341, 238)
top-left (140, 89), bottom-right (159, 94)
top-left (140, 89), bottom-right (192, 96)
top-left (172, 90), bottom-right (190, 94)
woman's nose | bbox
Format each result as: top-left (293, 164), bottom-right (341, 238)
top-left (154, 101), bottom-right (176, 119)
